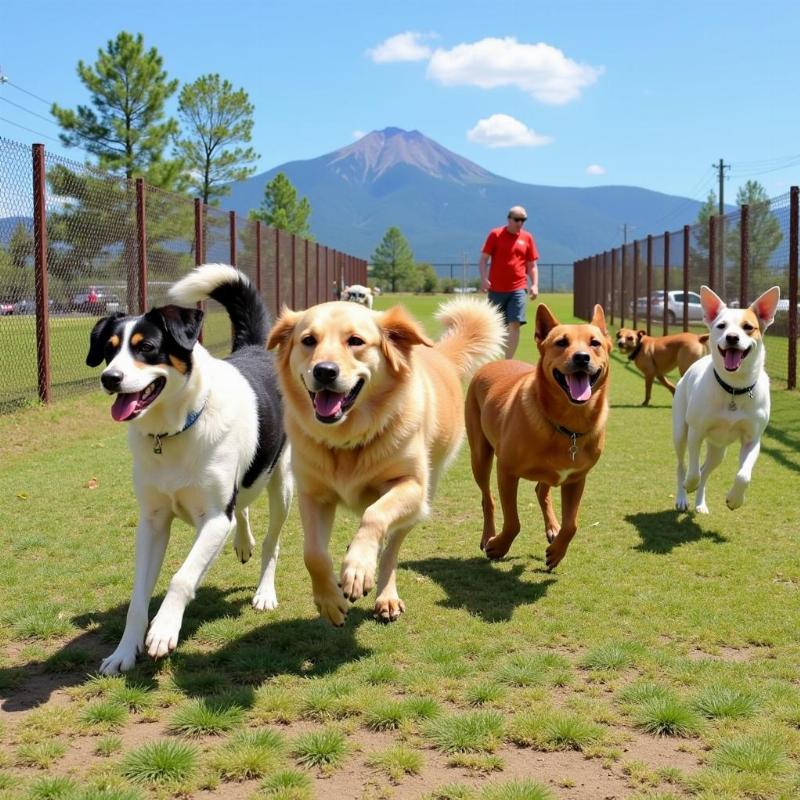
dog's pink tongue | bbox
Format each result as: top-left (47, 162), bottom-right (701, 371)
top-left (314, 390), bottom-right (344, 418)
top-left (724, 348), bottom-right (744, 371)
top-left (566, 373), bottom-right (592, 402)
top-left (111, 392), bottom-right (142, 421)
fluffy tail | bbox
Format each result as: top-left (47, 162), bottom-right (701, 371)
top-left (434, 297), bottom-right (506, 379)
top-left (168, 263), bottom-right (270, 350)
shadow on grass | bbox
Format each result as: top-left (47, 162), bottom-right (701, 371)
top-left (626, 509), bottom-right (727, 554)
top-left (404, 556), bottom-right (555, 623)
top-left (1, 585), bottom-right (371, 711)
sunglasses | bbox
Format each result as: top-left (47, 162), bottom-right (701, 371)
top-left (509, 216), bottom-right (527, 222)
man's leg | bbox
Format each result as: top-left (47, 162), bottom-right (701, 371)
top-left (505, 322), bottom-right (521, 358)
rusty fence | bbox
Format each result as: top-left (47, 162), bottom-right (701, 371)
top-left (574, 188), bottom-right (799, 389)
top-left (0, 138), bottom-right (367, 413)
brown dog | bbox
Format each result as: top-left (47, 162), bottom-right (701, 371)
top-left (465, 304), bottom-right (611, 571)
top-left (616, 328), bottom-right (708, 405)
top-left (267, 298), bottom-right (505, 625)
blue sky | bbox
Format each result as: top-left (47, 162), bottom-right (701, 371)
top-left (2, 0), bottom-right (798, 226)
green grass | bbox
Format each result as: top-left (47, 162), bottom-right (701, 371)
top-left (120, 739), bottom-right (198, 784)
top-left (1, 292), bottom-right (800, 798)
top-left (366, 744), bottom-right (424, 782)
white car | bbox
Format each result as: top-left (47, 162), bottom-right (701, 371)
top-left (631, 290), bottom-right (703, 323)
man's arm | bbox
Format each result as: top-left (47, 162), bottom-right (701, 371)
top-left (527, 260), bottom-right (539, 299)
top-left (479, 252), bottom-right (491, 292)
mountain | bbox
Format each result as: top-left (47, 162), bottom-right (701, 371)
top-left (223, 127), bottom-right (708, 267)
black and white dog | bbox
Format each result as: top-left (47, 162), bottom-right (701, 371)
top-left (86, 264), bottom-right (292, 674)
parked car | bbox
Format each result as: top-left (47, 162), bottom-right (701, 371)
top-left (0, 301), bottom-right (13, 316)
top-left (630, 290), bottom-right (703, 323)
top-left (71, 289), bottom-right (121, 314)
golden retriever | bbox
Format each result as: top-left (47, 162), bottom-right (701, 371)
top-left (466, 304), bottom-right (611, 571)
top-left (267, 298), bottom-right (505, 625)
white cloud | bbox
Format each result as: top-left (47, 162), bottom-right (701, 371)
top-left (427, 37), bottom-right (602, 105)
top-left (366, 32), bottom-right (436, 63)
top-left (467, 114), bottom-right (553, 149)
top-left (352, 130), bottom-right (366, 140)
top-left (586, 164), bottom-right (607, 175)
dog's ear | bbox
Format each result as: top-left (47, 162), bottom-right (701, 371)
top-left (590, 304), bottom-right (608, 337)
top-left (149, 305), bottom-right (204, 351)
top-left (700, 285), bottom-right (726, 325)
top-left (267, 307), bottom-right (302, 351)
top-left (86, 313), bottom-right (125, 367)
top-left (637, 329), bottom-right (646, 340)
top-left (341, 288), bottom-right (351, 301)
top-left (749, 286), bottom-right (780, 330)
top-left (380, 305), bottom-right (433, 374)
top-left (534, 304), bottom-right (559, 344)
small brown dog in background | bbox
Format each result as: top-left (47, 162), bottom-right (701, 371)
top-left (616, 328), bottom-right (708, 405)
top-left (466, 304), bottom-right (612, 571)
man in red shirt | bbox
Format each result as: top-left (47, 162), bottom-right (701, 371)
top-left (479, 205), bottom-right (539, 358)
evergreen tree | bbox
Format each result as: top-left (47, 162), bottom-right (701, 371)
top-left (174, 74), bottom-right (259, 205)
top-left (250, 172), bottom-right (312, 238)
top-left (371, 227), bottom-right (415, 292)
top-left (51, 31), bottom-right (180, 186)
top-left (8, 222), bottom-right (33, 268)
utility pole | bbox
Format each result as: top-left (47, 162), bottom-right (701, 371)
top-left (620, 223), bottom-right (635, 244)
top-left (713, 158), bottom-right (731, 298)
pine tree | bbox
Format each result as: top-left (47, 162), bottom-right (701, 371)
top-left (250, 173), bottom-right (312, 238)
top-left (371, 227), bottom-right (415, 292)
top-left (174, 74), bottom-right (259, 205)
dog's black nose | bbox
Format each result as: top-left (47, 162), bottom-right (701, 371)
top-left (725, 333), bottom-right (740, 345)
top-left (572, 352), bottom-right (591, 367)
top-left (313, 361), bottom-right (339, 385)
top-left (101, 369), bottom-right (124, 390)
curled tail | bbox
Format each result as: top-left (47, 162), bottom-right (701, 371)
top-left (168, 263), bottom-right (270, 350)
top-left (434, 297), bottom-right (506, 379)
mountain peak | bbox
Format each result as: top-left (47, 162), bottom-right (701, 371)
top-left (328, 127), bottom-right (494, 184)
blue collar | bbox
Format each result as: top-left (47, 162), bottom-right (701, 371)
top-left (149, 399), bottom-right (208, 455)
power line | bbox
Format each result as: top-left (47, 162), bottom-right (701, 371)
top-left (5, 78), bottom-right (52, 107)
top-left (0, 113), bottom-right (61, 143)
top-left (0, 95), bottom-right (58, 127)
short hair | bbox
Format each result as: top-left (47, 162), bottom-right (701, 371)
top-left (508, 205), bottom-right (528, 219)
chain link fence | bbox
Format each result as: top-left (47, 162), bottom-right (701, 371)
top-left (574, 190), bottom-right (799, 388)
top-left (0, 137), bottom-right (367, 413)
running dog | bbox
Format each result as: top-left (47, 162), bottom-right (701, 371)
top-left (466, 304), bottom-right (612, 571)
top-left (616, 328), bottom-right (708, 405)
top-left (673, 285), bottom-right (780, 514)
top-left (267, 298), bottom-right (505, 625)
top-left (86, 264), bottom-right (292, 674)
top-left (341, 284), bottom-right (379, 309)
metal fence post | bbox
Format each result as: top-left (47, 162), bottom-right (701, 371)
top-left (633, 241), bottom-right (640, 329)
top-left (275, 228), bottom-right (281, 313)
top-left (610, 249), bottom-right (617, 326)
top-left (316, 243), bottom-right (321, 304)
top-left (646, 235), bottom-right (653, 335)
top-left (255, 220), bottom-right (262, 295)
top-left (683, 225), bottom-right (690, 331)
top-left (136, 178), bottom-right (147, 313)
top-left (291, 234), bottom-right (297, 308)
top-left (740, 204), bottom-right (749, 308)
top-left (789, 187), bottom-right (798, 390)
top-left (709, 215), bottom-right (717, 292)
top-left (229, 211), bottom-right (237, 267)
top-left (305, 238), bottom-right (310, 308)
top-left (194, 198), bottom-right (204, 344)
top-left (620, 244), bottom-right (627, 328)
top-left (663, 231), bottom-right (670, 335)
top-left (32, 143), bottom-right (51, 405)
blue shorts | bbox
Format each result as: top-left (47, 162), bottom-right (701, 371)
top-left (488, 289), bottom-right (528, 325)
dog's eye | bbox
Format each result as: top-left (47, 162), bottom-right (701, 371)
top-left (301, 335), bottom-right (317, 347)
top-left (716, 322), bottom-right (726, 329)
top-left (555, 336), bottom-right (569, 347)
top-left (742, 323), bottom-right (754, 332)
top-left (347, 335), bottom-right (365, 347)
top-left (139, 342), bottom-right (155, 353)
top-left (590, 338), bottom-right (602, 347)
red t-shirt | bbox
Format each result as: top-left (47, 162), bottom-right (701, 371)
top-left (481, 227), bottom-right (539, 291)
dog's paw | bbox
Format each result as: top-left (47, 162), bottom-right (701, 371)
top-left (675, 489), bottom-right (689, 511)
top-left (545, 525), bottom-right (560, 544)
top-left (339, 547), bottom-right (377, 601)
top-left (99, 643), bottom-right (140, 675)
top-left (484, 532), bottom-right (514, 560)
top-left (683, 474), bottom-right (700, 493)
top-left (232, 528), bottom-right (255, 564)
top-left (726, 479), bottom-right (747, 510)
top-left (252, 589), bottom-right (278, 611)
top-left (374, 595), bottom-right (405, 623)
top-left (145, 614), bottom-right (182, 659)
top-left (314, 585), bottom-right (350, 627)
top-left (694, 501), bottom-right (710, 514)
top-left (545, 540), bottom-right (569, 572)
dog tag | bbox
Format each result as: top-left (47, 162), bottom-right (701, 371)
top-left (153, 433), bottom-right (163, 455)
top-left (568, 433), bottom-right (578, 461)
top-left (728, 398), bottom-right (737, 412)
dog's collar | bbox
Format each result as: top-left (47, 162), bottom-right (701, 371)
top-left (713, 369), bottom-right (755, 411)
top-left (712, 369), bottom-right (756, 397)
top-left (627, 340), bottom-right (643, 361)
top-left (551, 422), bottom-right (588, 462)
top-left (149, 397), bottom-right (208, 455)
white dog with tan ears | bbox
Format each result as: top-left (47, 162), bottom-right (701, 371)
top-left (341, 284), bottom-right (379, 309)
top-left (673, 284), bottom-right (780, 514)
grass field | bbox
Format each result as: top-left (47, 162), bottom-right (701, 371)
top-left (1, 293), bottom-right (799, 800)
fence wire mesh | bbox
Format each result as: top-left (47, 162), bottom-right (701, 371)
top-left (0, 138), bottom-right (365, 413)
top-left (575, 191), bottom-right (799, 387)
